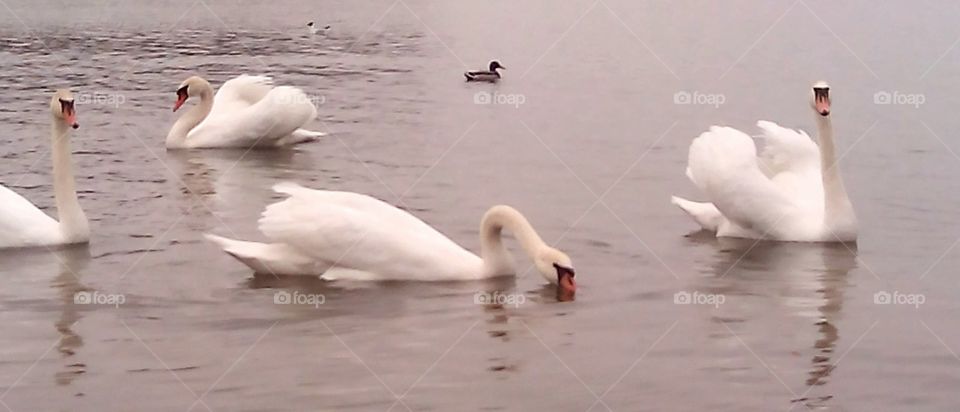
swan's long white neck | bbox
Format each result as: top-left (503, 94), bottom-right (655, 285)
top-left (478, 205), bottom-right (547, 276)
top-left (816, 115), bottom-right (855, 229)
top-left (166, 86), bottom-right (213, 148)
top-left (51, 119), bottom-right (88, 242)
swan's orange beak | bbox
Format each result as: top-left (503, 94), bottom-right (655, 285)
top-left (556, 265), bottom-right (576, 295)
top-left (173, 85), bottom-right (189, 112)
top-left (60, 100), bottom-right (78, 129)
top-left (173, 95), bottom-right (187, 112)
top-left (65, 112), bottom-right (78, 129)
top-left (815, 88), bottom-right (830, 116)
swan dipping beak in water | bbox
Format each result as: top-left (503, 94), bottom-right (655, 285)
top-left (205, 184), bottom-right (578, 296)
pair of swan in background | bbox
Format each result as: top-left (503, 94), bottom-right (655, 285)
top-left (672, 81), bottom-right (858, 242)
top-left (0, 79), bottom-right (325, 249)
top-left (0, 90), bottom-right (89, 249)
top-left (166, 75), bottom-right (325, 149)
top-left (306, 21), bottom-right (330, 35)
top-left (206, 183), bottom-right (577, 293)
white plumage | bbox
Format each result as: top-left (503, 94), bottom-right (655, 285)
top-left (206, 183), bottom-right (577, 292)
top-left (167, 75), bottom-right (326, 149)
top-left (672, 82), bottom-right (857, 242)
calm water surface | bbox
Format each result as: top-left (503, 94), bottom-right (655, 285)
top-left (1, 1), bottom-right (959, 410)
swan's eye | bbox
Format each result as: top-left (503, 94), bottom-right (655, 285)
top-left (176, 85), bottom-right (188, 98)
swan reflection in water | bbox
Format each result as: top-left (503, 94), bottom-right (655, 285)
top-left (51, 246), bottom-right (91, 387)
top-left (246, 271), bottom-right (564, 376)
top-left (0, 246), bottom-right (93, 387)
top-left (163, 149), bottom-right (328, 231)
top-left (689, 234), bottom-right (856, 406)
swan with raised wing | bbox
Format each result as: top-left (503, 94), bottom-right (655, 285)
top-left (671, 81), bottom-right (857, 242)
top-left (0, 90), bottom-right (89, 249)
top-left (166, 75), bottom-right (326, 149)
top-left (205, 183), bottom-right (577, 293)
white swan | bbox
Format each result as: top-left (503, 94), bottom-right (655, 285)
top-left (205, 183), bottom-right (577, 292)
top-left (166, 75), bottom-right (326, 149)
top-left (671, 81), bottom-right (857, 242)
top-left (0, 90), bottom-right (89, 249)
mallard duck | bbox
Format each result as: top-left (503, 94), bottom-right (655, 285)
top-left (464, 61), bottom-right (505, 82)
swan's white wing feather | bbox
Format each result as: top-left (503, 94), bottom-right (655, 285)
top-left (270, 183), bottom-right (434, 232)
top-left (687, 126), bottom-right (806, 239)
top-left (756, 121), bottom-right (820, 176)
top-left (755, 121), bottom-right (824, 210)
top-left (187, 86), bottom-right (318, 148)
top-left (258, 186), bottom-right (482, 280)
top-left (205, 75), bottom-right (275, 121)
top-left (0, 185), bottom-right (60, 247)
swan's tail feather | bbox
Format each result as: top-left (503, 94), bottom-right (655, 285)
top-left (671, 196), bottom-right (723, 232)
top-left (204, 233), bottom-right (324, 276)
top-left (279, 128), bottom-right (326, 146)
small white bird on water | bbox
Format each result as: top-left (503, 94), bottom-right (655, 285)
top-left (306, 21), bottom-right (330, 35)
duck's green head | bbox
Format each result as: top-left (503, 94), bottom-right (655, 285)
top-left (489, 61), bottom-right (505, 71)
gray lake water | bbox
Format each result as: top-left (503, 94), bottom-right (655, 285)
top-left (1, 0), bottom-right (959, 410)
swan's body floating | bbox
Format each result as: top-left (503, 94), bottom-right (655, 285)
top-left (465, 61), bottom-right (505, 82)
top-left (166, 75), bottom-right (326, 149)
top-left (306, 22), bottom-right (330, 35)
top-left (206, 183), bottom-right (577, 293)
top-left (672, 81), bottom-right (857, 242)
top-left (0, 90), bottom-right (89, 249)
